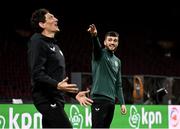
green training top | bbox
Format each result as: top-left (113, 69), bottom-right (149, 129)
top-left (90, 36), bottom-right (125, 105)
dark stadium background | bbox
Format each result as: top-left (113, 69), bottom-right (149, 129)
top-left (0, 1), bottom-right (180, 104)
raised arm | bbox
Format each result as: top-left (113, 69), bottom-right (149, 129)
top-left (87, 24), bottom-right (102, 60)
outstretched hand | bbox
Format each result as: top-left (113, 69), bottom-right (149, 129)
top-left (76, 90), bottom-right (94, 107)
top-left (87, 24), bottom-right (97, 36)
top-left (57, 77), bottom-right (79, 93)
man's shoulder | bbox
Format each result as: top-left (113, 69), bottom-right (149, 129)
top-left (28, 34), bottom-right (49, 50)
top-left (30, 33), bottom-right (41, 41)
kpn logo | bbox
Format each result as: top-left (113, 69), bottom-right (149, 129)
top-left (129, 105), bottom-right (162, 129)
top-left (0, 115), bottom-right (5, 129)
top-left (69, 105), bottom-right (91, 129)
top-left (0, 107), bottom-right (42, 129)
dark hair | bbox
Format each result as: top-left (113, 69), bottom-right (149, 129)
top-left (105, 31), bottom-right (119, 39)
top-left (30, 8), bottom-right (49, 33)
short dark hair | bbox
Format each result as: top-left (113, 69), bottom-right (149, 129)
top-left (30, 8), bottom-right (49, 33)
top-left (105, 31), bottom-right (119, 39)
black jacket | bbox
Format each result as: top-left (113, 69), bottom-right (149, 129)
top-left (28, 33), bottom-right (67, 105)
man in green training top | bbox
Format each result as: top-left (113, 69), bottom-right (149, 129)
top-left (87, 24), bottom-right (127, 128)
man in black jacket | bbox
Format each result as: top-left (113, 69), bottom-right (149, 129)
top-left (27, 8), bottom-right (93, 128)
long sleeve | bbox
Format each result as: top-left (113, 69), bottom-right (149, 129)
top-left (92, 36), bottom-right (102, 60)
top-left (115, 61), bottom-right (125, 105)
top-left (28, 39), bottom-right (58, 88)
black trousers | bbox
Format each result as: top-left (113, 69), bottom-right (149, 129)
top-left (34, 102), bottom-right (72, 128)
top-left (91, 99), bottom-right (115, 129)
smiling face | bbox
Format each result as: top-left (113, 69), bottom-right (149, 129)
top-left (40, 12), bottom-right (59, 33)
top-left (104, 35), bottom-right (119, 52)
top-left (31, 8), bottom-right (60, 35)
top-left (104, 31), bottom-right (119, 52)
